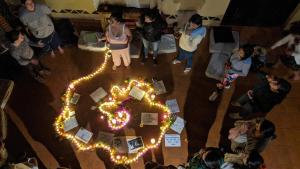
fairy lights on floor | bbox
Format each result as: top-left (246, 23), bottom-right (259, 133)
top-left (54, 48), bottom-right (173, 164)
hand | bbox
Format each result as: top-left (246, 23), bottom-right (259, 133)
top-left (174, 32), bottom-right (182, 39)
top-left (30, 59), bottom-right (39, 65)
top-left (37, 40), bottom-right (44, 47)
top-left (239, 123), bottom-right (249, 134)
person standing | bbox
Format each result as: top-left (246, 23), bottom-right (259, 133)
top-left (172, 14), bottom-right (206, 74)
top-left (19, 0), bottom-right (63, 57)
top-left (106, 12), bottom-right (132, 70)
top-left (139, 9), bottom-right (167, 65)
top-left (270, 22), bottom-right (300, 80)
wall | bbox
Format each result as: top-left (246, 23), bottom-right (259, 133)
top-left (44, 0), bottom-right (100, 13)
top-left (285, 2), bottom-right (300, 29)
top-left (197, 0), bottom-right (230, 26)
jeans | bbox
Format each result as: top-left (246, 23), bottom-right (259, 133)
top-left (237, 93), bottom-right (256, 117)
top-left (176, 47), bottom-right (194, 68)
top-left (142, 38), bottom-right (160, 59)
top-left (39, 32), bottom-right (62, 54)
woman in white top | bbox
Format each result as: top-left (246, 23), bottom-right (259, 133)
top-left (270, 22), bottom-right (300, 80)
top-left (106, 13), bottom-right (132, 70)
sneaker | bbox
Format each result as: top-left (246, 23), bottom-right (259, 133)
top-left (229, 113), bottom-right (243, 119)
top-left (141, 57), bottom-right (146, 65)
top-left (34, 75), bottom-right (45, 83)
top-left (224, 84), bottom-right (231, 89)
top-left (183, 68), bottom-right (191, 74)
top-left (112, 65), bottom-right (117, 70)
top-left (209, 91), bottom-right (219, 102)
top-left (231, 101), bottom-right (241, 107)
top-left (39, 69), bottom-right (51, 76)
top-left (153, 58), bottom-right (158, 65)
top-left (172, 59), bottom-right (181, 64)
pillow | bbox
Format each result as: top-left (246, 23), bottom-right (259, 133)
top-left (213, 27), bottom-right (235, 43)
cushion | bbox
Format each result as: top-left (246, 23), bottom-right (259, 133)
top-left (213, 27), bottom-right (234, 43)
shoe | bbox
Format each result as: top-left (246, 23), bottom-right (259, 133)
top-left (39, 69), bottom-right (51, 76)
top-left (231, 101), bottom-right (241, 107)
top-left (224, 84), bottom-right (231, 89)
top-left (112, 65), bottom-right (117, 70)
top-left (229, 113), bottom-right (243, 119)
top-left (141, 57), bottom-right (146, 65)
top-left (184, 68), bottom-right (191, 74)
top-left (209, 91), bottom-right (218, 102)
top-left (34, 75), bottom-right (45, 83)
top-left (172, 59), bottom-right (181, 64)
top-left (153, 58), bottom-right (158, 65)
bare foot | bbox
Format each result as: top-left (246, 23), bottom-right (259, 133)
top-left (51, 51), bottom-right (56, 58)
top-left (58, 46), bottom-right (64, 54)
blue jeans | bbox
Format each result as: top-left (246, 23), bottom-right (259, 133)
top-left (39, 32), bottom-right (62, 54)
top-left (176, 47), bottom-right (194, 68)
top-left (142, 38), bottom-right (160, 59)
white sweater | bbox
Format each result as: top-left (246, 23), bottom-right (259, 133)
top-left (179, 24), bottom-right (206, 52)
top-left (271, 34), bottom-right (300, 65)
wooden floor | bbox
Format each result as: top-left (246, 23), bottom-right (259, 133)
top-left (2, 26), bottom-right (300, 169)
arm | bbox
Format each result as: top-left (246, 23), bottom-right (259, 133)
top-left (188, 35), bottom-right (204, 50)
top-left (271, 34), bottom-right (293, 49)
top-left (40, 4), bottom-right (52, 15)
top-left (240, 62), bottom-right (251, 77)
top-left (125, 26), bottom-right (132, 43)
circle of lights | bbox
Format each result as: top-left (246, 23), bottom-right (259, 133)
top-left (54, 48), bottom-right (173, 164)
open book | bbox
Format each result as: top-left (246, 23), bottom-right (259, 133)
top-left (75, 128), bottom-right (93, 144)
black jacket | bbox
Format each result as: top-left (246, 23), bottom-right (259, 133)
top-left (252, 76), bottom-right (289, 113)
top-left (142, 20), bottom-right (166, 42)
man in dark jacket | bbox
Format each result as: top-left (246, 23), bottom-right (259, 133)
top-left (230, 73), bottom-right (291, 119)
top-left (140, 9), bottom-right (167, 65)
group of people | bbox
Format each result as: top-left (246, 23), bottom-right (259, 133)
top-left (106, 10), bottom-right (206, 74)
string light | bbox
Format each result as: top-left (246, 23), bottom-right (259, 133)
top-left (54, 48), bottom-right (173, 164)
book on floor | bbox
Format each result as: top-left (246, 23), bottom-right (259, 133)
top-left (75, 128), bottom-right (93, 144)
top-left (166, 99), bottom-right (180, 113)
top-left (141, 113), bottom-right (158, 125)
top-left (127, 136), bottom-right (144, 154)
top-left (153, 80), bottom-right (167, 95)
top-left (164, 134), bottom-right (181, 147)
top-left (63, 116), bottom-right (78, 132)
top-left (70, 93), bottom-right (80, 104)
top-left (170, 116), bottom-right (185, 134)
top-left (112, 136), bottom-right (128, 154)
top-left (129, 86), bottom-right (145, 101)
top-left (97, 131), bottom-right (115, 146)
top-left (90, 87), bottom-right (107, 103)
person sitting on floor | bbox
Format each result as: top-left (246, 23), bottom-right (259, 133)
top-left (172, 14), bottom-right (206, 74)
top-left (228, 118), bottom-right (276, 155)
top-left (230, 73), bottom-right (291, 119)
top-left (225, 151), bottom-right (266, 169)
top-left (7, 30), bottom-right (50, 82)
top-left (138, 9), bottom-right (167, 65)
top-left (250, 46), bottom-right (267, 72)
top-left (178, 147), bottom-right (234, 169)
top-left (19, 0), bottom-right (64, 57)
top-left (105, 12), bottom-right (132, 70)
top-left (209, 45), bottom-right (254, 102)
